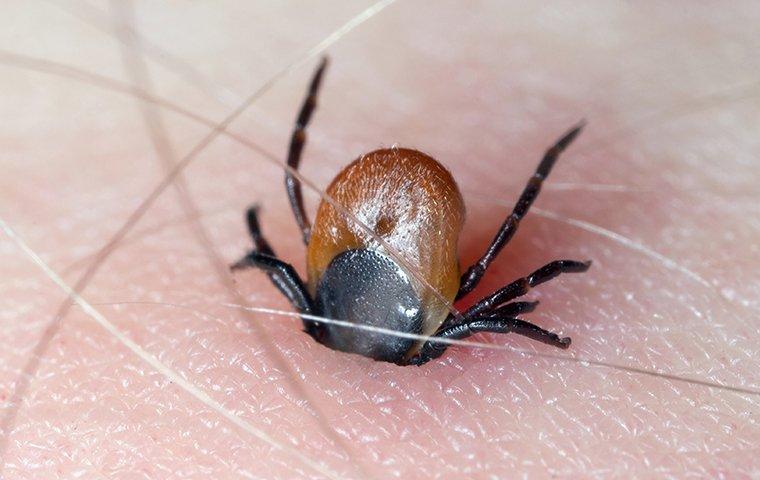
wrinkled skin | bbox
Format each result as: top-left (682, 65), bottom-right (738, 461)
top-left (1, 2), bottom-right (758, 479)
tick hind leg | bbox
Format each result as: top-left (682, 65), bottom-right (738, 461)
top-left (457, 122), bottom-right (585, 299)
top-left (284, 57), bottom-right (329, 245)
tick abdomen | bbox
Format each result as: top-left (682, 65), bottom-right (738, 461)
top-left (306, 148), bottom-right (466, 343)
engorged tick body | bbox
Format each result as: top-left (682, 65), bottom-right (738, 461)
top-left (232, 58), bottom-right (591, 366)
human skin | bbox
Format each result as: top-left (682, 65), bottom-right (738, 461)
top-left (1, 1), bottom-right (758, 479)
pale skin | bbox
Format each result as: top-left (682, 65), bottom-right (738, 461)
top-left (1, 1), bottom-right (758, 479)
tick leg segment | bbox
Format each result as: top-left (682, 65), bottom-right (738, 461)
top-left (462, 259), bottom-right (591, 320)
top-left (456, 122), bottom-right (585, 299)
top-left (244, 205), bottom-right (276, 256)
top-left (411, 317), bottom-right (571, 365)
top-left (234, 206), bottom-right (298, 302)
top-left (231, 251), bottom-right (315, 316)
top-left (285, 57), bottom-right (329, 245)
top-left (488, 300), bottom-right (539, 318)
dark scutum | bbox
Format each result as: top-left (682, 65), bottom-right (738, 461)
top-left (314, 249), bottom-right (423, 363)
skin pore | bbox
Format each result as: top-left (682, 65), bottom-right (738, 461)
top-left (1, 1), bottom-right (758, 478)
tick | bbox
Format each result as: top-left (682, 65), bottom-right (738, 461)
top-left (232, 58), bottom-right (591, 366)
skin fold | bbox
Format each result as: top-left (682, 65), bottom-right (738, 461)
top-left (1, 1), bottom-right (758, 478)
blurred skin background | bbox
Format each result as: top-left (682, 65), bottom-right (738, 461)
top-left (1, 1), bottom-right (758, 478)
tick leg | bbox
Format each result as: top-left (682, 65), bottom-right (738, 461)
top-left (454, 259), bottom-right (591, 325)
top-left (456, 122), bottom-right (585, 299)
top-left (231, 251), bottom-right (315, 316)
top-left (285, 57), bottom-right (329, 245)
top-left (411, 317), bottom-right (571, 365)
top-left (488, 300), bottom-right (539, 318)
top-left (235, 206), bottom-right (296, 302)
top-left (440, 260), bottom-right (591, 336)
top-left (244, 205), bottom-right (276, 256)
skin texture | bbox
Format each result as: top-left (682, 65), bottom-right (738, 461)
top-left (1, 1), bottom-right (758, 479)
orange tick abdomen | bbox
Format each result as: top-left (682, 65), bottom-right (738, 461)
top-left (306, 147), bottom-right (466, 337)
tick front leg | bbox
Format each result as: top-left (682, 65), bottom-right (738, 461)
top-left (244, 205), bottom-right (276, 256)
top-left (409, 317), bottom-right (571, 366)
top-left (488, 301), bottom-right (539, 318)
top-left (231, 251), bottom-right (315, 316)
top-left (234, 206), bottom-right (301, 303)
top-left (463, 259), bottom-right (591, 319)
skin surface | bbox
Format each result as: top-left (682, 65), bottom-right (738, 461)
top-left (1, 1), bottom-right (758, 479)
